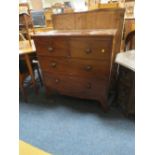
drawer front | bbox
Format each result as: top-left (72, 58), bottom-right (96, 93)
top-left (69, 37), bottom-right (112, 60)
top-left (43, 73), bottom-right (107, 98)
top-left (34, 36), bottom-right (69, 57)
top-left (39, 57), bottom-right (110, 79)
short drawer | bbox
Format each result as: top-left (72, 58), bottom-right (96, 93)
top-left (33, 36), bottom-right (69, 57)
top-left (43, 73), bottom-right (107, 98)
top-left (69, 37), bottom-right (112, 60)
top-left (38, 57), bottom-right (110, 79)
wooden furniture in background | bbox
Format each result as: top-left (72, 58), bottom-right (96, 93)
top-left (115, 50), bottom-right (135, 116)
top-left (99, 2), bottom-right (120, 9)
top-left (19, 3), bottom-right (43, 95)
top-left (19, 40), bottom-right (39, 101)
top-left (124, 30), bottom-right (135, 51)
top-left (32, 29), bottom-right (117, 112)
top-left (124, 18), bottom-right (135, 39)
top-left (86, 0), bottom-right (124, 10)
top-left (19, 3), bottom-right (35, 46)
top-left (86, 0), bottom-right (101, 10)
top-left (121, 18), bottom-right (135, 51)
top-left (115, 30), bottom-right (135, 116)
top-left (19, 32), bottom-right (26, 41)
top-left (19, 13), bottom-right (33, 46)
top-left (33, 27), bottom-right (53, 33)
top-left (19, 3), bottom-right (33, 18)
top-left (44, 8), bottom-right (53, 28)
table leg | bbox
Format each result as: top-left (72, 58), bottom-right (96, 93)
top-left (24, 54), bottom-right (38, 94)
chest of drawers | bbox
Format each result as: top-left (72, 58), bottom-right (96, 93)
top-left (32, 29), bottom-right (117, 112)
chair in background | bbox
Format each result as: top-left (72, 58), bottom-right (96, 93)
top-left (19, 52), bottom-right (43, 102)
top-left (124, 30), bottom-right (135, 51)
top-left (19, 32), bottom-right (26, 41)
top-left (19, 3), bottom-right (43, 89)
top-left (19, 37), bottom-right (43, 102)
top-left (19, 3), bottom-right (35, 46)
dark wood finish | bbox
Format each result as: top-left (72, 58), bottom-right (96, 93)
top-left (69, 37), bottom-right (112, 60)
top-left (43, 73), bottom-right (107, 98)
top-left (52, 9), bottom-right (125, 97)
top-left (52, 9), bottom-right (125, 56)
top-left (38, 57), bottom-right (110, 79)
top-left (115, 31), bottom-right (135, 116)
top-left (33, 37), bottom-right (69, 57)
top-left (32, 29), bottom-right (117, 112)
top-left (116, 66), bottom-right (135, 116)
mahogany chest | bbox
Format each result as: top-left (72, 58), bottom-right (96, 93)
top-left (32, 29), bottom-right (117, 112)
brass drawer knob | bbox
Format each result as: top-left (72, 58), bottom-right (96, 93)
top-left (48, 47), bottom-right (53, 52)
top-left (50, 62), bottom-right (57, 68)
top-left (101, 49), bottom-right (105, 53)
top-left (85, 48), bottom-right (92, 54)
top-left (85, 65), bottom-right (92, 71)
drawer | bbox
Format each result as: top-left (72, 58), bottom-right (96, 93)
top-left (39, 57), bottom-right (110, 79)
top-left (33, 36), bottom-right (69, 57)
top-left (43, 73), bottom-right (107, 98)
top-left (69, 37), bottom-right (112, 60)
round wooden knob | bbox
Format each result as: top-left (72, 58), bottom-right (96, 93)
top-left (48, 47), bottom-right (53, 52)
top-left (85, 48), bottom-right (92, 54)
top-left (50, 62), bottom-right (57, 68)
top-left (85, 65), bottom-right (92, 71)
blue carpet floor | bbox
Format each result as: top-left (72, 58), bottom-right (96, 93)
top-left (19, 88), bottom-right (135, 155)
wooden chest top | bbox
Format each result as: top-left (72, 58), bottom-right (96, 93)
top-left (31, 29), bottom-right (117, 37)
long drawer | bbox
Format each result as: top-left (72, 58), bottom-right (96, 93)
top-left (69, 37), bottom-right (112, 60)
top-left (39, 57), bottom-right (110, 79)
top-left (34, 36), bottom-right (69, 57)
top-left (43, 72), bottom-right (107, 98)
